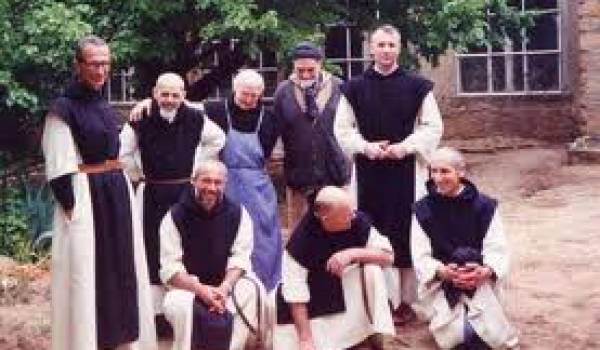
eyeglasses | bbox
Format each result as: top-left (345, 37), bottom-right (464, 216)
top-left (79, 59), bottom-right (111, 69)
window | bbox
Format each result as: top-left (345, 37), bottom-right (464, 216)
top-left (325, 23), bottom-right (370, 80)
top-left (456, 0), bottom-right (564, 95)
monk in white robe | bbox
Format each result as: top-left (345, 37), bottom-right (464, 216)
top-left (273, 186), bottom-right (396, 350)
top-left (42, 35), bottom-right (156, 350)
top-left (411, 147), bottom-right (519, 349)
top-left (334, 25), bottom-right (443, 321)
top-left (159, 160), bottom-right (264, 350)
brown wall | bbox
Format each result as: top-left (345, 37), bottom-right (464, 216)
top-left (577, 0), bottom-right (600, 135)
top-left (420, 1), bottom-right (582, 142)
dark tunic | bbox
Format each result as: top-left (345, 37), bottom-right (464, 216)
top-left (276, 211), bottom-right (371, 324)
top-left (343, 67), bottom-right (433, 267)
top-left (204, 97), bottom-right (279, 158)
top-left (129, 101), bottom-right (205, 285)
top-left (170, 188), bottom-right (242, 286)
top-left (48, 81), bottom-right (139, 348)
top-left (414, 180), bottom-right (497, 307)
top-left (273, 77), bottom-right (348, 190)
top-left (170, 188), bottom-right (242, 349)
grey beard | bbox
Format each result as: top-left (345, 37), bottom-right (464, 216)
top-left (160, 108), bottom-right (177, 122)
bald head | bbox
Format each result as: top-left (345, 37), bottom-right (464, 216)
top-left (315, 186), bottom-right (352, 210)
top-left (153, 72), bottom-right (186, 115)
top-left (314, 186), bottom-right (355, 232)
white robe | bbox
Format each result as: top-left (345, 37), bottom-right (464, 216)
top-left (159, 206), bottom-right (266, 350)
top-left (273, 229), bottom-right (396, 350)
top-left (119, 113), bottom-right (226, 314)
top-left (411, 208), bottom-right (519, 349)
top-left (42, 115), bottom-right (157, 350)
top-left (334, 91), bottom-right (443, 306)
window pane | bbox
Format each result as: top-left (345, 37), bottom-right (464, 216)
top-left (527, 13), bottom-right (558, 50)
top-left (527, 53), bottom-right (559, 90)
top-left (350, 27), bottom-right (364, 58)
top-left (349, 62), bottom-right (367, 78)
top-left (332, 62), bottom-right (349, 81)
top-left (489, 15), bottom-right (506, 52)
top-left (492, 56), bottom-right (506, 91)
top-left (460, 57), bottom-right (488, 92)
top-left (512, 54), bottom-right (525, 91)
top-left (261, 50), bottom-right (277, 67)
top-left (325, 26), bottom-right (348, 59)
top-left (525, 0), bottom-right (557, 10)
top-left (262, 71), bottom-right (278, 98)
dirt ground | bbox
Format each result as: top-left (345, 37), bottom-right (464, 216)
top-left (1, 147), bottom-right (600, 350)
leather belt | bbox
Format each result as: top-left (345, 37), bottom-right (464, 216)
top-left (78, 159), bottom-right (122, 174)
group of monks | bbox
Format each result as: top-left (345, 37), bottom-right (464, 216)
top-left (41, 24), bottom-right (519, 350)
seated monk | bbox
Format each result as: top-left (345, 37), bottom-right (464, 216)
top-left (159, 160), bottom-right (264, 350)
top-left (411, 147), bottom-right (519, 349)
top-left (274, 186), bottom-right (396, 350)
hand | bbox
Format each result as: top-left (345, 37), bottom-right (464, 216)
top-left (383, 143), bottom-right (410, 160)
top-left (437, 263), bottom-right (459, 282)
top-left (299, 339), bottom-right (317, 350)
top-left (326, 250), bottom-right (354, 277)
top-left (63, 209), bottom-right (73, 221)
top-left (129, 98), bottom-right (152, 122)
top-left (364, 140), bottom-right (389, 160)
top-left (196, 284), bottom-right (226, 313)
top-left (453, 263), bottom-right (492, 290)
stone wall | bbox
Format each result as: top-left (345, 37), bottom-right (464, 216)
top-left (577, 0), bottom-right (600, 135)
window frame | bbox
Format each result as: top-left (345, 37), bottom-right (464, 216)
top-left (455, 0), bottom-right (566, 97)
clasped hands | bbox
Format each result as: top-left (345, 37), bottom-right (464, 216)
top-left (364, 140), bottom-right (410, 160)
top-left (195, 282), bottom-right (231, 314)
top-left (437, 262), bottom-right (493, 290)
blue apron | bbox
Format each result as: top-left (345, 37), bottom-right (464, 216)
top-left (221, 102), bottom-right (282, 291)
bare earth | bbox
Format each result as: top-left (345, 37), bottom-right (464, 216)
top-left (1, 147), bottom-right (600, 349)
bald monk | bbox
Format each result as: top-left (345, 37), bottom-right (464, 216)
top-left (274, 186), bottom-right (396, 350)
top-left (119, 72), bottom-right (226, 333)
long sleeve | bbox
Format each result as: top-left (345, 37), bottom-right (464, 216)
top-left (42, 114), bottom-right (79, 181)
top-left (226, 206), bottom-right (253, 272)
top-left (482, 208), bottom-right (510, 280)
top-left (193, 116), bottom-right (226, 167)
top-left (258, 110), bottom-right (281, 159)
top-left (49, 175), bottom-right (75, 211)
top-left (366, 227), bottom-right (394, 253)
top-left (334, 95), bottom-right (368, 158)
top-left (398, 92), bottom-right (443, 160)
top-left (159, 211), bottom-right (186, 284)
top-left (281, 251), bottom-right (310, 303)
top-left (410, 215), bottom-right (443, 285)
top-left (119, 123), bottom-right (143, 182)
top-left (42, 114), bottom-right (79, 212)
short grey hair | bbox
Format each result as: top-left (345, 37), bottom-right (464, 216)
top-left (74, 35), bottom-right (108, 61)
top-left (155, 72), bottom-right (185, 90)
top-left (429, 147), bottom-right (467, 172)
top-left (370, 24), bottom-right (401, 44)
top-left (192, 159), bottom-right (228, 180)
top-left (232, 69), bottom-right (265, 93)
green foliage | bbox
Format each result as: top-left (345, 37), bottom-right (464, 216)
top-left (0, 0), bottom-right (528, 160)
top-left (0, 180), bottom-right (53, 262)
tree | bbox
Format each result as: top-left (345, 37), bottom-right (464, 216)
top-left (0, 0), bottom-right (526, 160)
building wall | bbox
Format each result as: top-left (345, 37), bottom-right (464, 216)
top-left (420, 1), bottom-right (582, 142)
top-left (577, 0), bottom-right (600, 135)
